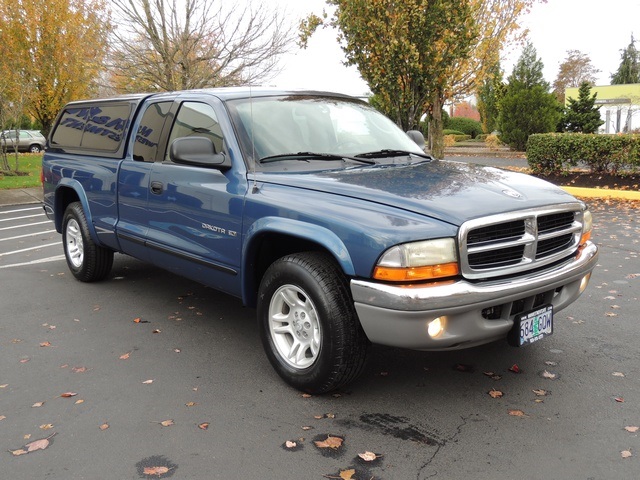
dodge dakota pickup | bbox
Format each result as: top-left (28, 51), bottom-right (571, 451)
top-left (42, 88), bottom-right (598, 393)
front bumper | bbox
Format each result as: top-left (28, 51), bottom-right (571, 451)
top-left (351, 241), bottom-right (598, 350)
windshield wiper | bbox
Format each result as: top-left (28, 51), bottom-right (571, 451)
top-left (355, 149), bottom-right (432, 160)
top-left (260, 152), bottom-right (375, 165)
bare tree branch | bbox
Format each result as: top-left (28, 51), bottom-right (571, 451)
top-left (109, 0), bottom-right (294, 92)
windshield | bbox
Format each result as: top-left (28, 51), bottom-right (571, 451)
top-left (226, 95), bottom-right (425, 170)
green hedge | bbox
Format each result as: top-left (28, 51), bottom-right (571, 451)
top-left (446, 117), bottom-right (483, 139)
top-left (526, 133), bottom-right (640, 175)
top-left (443, 129), bottom-right (465, 136)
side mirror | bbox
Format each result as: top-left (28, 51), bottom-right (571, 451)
top-left (406, 130), bottom-right (426, 150)
top-left (169, 136), bottom-right (231, 170)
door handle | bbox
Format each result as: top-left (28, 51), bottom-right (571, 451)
top-left (150, 181), bottom-right (164, 195)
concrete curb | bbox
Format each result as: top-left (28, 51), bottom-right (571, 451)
top-left (561, 186), bottom-right (640, 201)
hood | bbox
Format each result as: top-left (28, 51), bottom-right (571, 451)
top-left (254, 160), bottom-right (580, 226)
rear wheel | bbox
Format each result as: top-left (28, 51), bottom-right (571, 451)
top-left (62, 202), bottom-right (113, 282)
top-left (29, 144), bottom-right (42, 153)
top-left (257, 252), bottom-right (369, 393)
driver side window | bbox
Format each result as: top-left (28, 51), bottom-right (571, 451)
top-left (166, 102), bottom-right (224, 161)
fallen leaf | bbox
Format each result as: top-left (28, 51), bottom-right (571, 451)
top-left (621, 450), bottom-right (632, 459)
top-left (185, 402), bottom-right (197, 407)
top-left (624, 426), bottom-right (639, 433)
top-left (302, 393), bottom-right (312, 398)
top-left (509, 364), bottom-right (521, 373)
top-left (285, 440), bottom-right (297, 449)
top-left (40, 424), bottom-right (54, 430)
top-left (358, 451), bottom-right (381, 461)
top-left (75, 399), bottom-right (84, 405)
top-left (32, 402), bottom-right (45, 408)
top-left (0, 415), bottom-right (6, 421)
top-left (152, 329), bottom-right (162, 334)
top-left (40, 341), bottom-right (51, 347)
top-left (72, 367), bottom-right (88, 373)
top-left (0, 384), bottom-right (8, 388)
top-left (612, 372), bottom-right (625, 377)
top-left (174, 349), bottom-right (181, 353)
top-left (315, 435), bottom-right (344, 449)
top-left (19, 358), bottom-right (30, 363)
top-left (160, 419), bottom-right (174, 427)
top-left (339, 469), bottom-right (355, 480)
top-left (544, 361), bottom-right (558, 366)
top-left (483, 371), bottom-right (502, 380)
top-left (119, 352), bottom-right (131, 360)
top-left (302, 426), bottom-right (313, 431)
top-left (10, 449), bottom-right (28, 456)
top-left (142, 379), bottom-right (154, 384)
top-left (615, 397), bottom-right (625, 403)
top-left (133, 317), bottom-right (149, 323)
top-left (605, 312), bottom-right (618, 317)
top-left (533, 389), bottom-right (549, 396)
top-left (508, 409), bottom-right (527, 417)
top-left (26, 433), bottom-right (56, 452)
top-left (60, 392), bottom-right (77, 398)
top-left (325, 413), bottom-right (336, 419)
top-left (541, 370), bottom-right (557, 379)
top-left (488, 389), bottom-right (504, 399)
top-left (198, 422), bottom-right (210, 430)
top-left (99, 423), bottom-right (109, 431)
top-left (143, 466), bottom-right (170, 476)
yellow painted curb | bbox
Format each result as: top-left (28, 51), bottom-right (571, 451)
top-left (561, 186), bottom-right (640, 201)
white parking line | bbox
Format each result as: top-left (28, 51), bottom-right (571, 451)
top-left (0, 254), bottom-right (66, 269)
top-left (0, 242), bottom-right (61, 257)
top-left (0, 229), bottom-right (57, 242)
top-left (0, 220), bottom-right (51, 231)
top-left (0, 206), bottom-right (43, 215)
top-left (0, 213), bottom-right (45, 223)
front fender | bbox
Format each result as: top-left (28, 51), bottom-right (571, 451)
top-left (241, 217), bottom-right (355, 305)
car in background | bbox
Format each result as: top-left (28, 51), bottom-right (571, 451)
top-left (0, 130), bottom-right (46, 153)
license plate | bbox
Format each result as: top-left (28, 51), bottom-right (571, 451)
top-left (514, 305), bottom-right (553, 346)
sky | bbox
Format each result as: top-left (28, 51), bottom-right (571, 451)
top-left (270, 0), bottom-right (640, 96)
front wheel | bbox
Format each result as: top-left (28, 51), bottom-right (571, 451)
top-left (62, 202), bottom-right (114, 282)
top-left (257, 252), bottom-right (369, 393)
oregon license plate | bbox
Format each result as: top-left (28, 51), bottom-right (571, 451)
top-left (515, 305), bottom-right (553, 346)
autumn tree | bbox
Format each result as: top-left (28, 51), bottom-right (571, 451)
top-left (109, 0), bottom-right (293, 93)
top-left (300, 0), bottom-right (477, 159)
top-left (611, 34), bottom-right (640, 85)
top-left (552, 50), bottom-right (600, 103)
top-left (0, 0), bottom-right (111, 135)
top-left (498, 43), bottom-right (561, 151)
top-left (476, 61), bottom-right (505, 134)
top-left (300, 0), bottom-right (541, 159)
top-left (561, 82), bottom-right (603, 133)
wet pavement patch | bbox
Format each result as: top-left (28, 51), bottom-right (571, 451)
top-left (135, 455), bottom-right (177, 478)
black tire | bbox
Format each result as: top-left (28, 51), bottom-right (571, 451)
top-left (29, 144), bottom-right (42, 153)
top-left (62, 202), bottom-right (114, 282)
top-left (257, 252), bottom-right (369, 393)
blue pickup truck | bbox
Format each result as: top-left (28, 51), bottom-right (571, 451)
top-left (42, 88), bottom-right (598, 393)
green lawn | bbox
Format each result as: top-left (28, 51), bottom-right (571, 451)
top-left (0, 153), bottom-right (42, 189)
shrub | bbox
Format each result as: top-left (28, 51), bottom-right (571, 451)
top-left (444, 135), bottom-right (457, 147)
top-left (526, 133), bottom-right (640, 175)
top-left (485, 134), bottom-right (504, 150)
top-left (443, 129), bottom-right (465, 136)
top-left (446, 117), bottom-right (483, 138)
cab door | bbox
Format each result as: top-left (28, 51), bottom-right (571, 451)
top-left (144, 99), bottom-right (247, 296)
top-left (116, 99), bottom-right (174, 260)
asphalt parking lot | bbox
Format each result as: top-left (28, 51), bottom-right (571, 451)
top-left (1, 194), bottom-right (638, 479)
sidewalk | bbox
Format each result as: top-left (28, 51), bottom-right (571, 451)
top-left (0, 187), bottom-right (43, 206)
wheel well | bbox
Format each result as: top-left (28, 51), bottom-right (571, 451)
top-left (54, 187), bottom-right (80, 231)
top-left (245, 233), bottom-right (341, 308)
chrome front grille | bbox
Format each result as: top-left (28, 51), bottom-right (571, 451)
top-left (459, 204), bottom-right (585, 279)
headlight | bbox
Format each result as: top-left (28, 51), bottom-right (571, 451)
top-left (580, 209), bottom-right (593, 245)
top-left (373, 238), bottom-right (459, 282)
